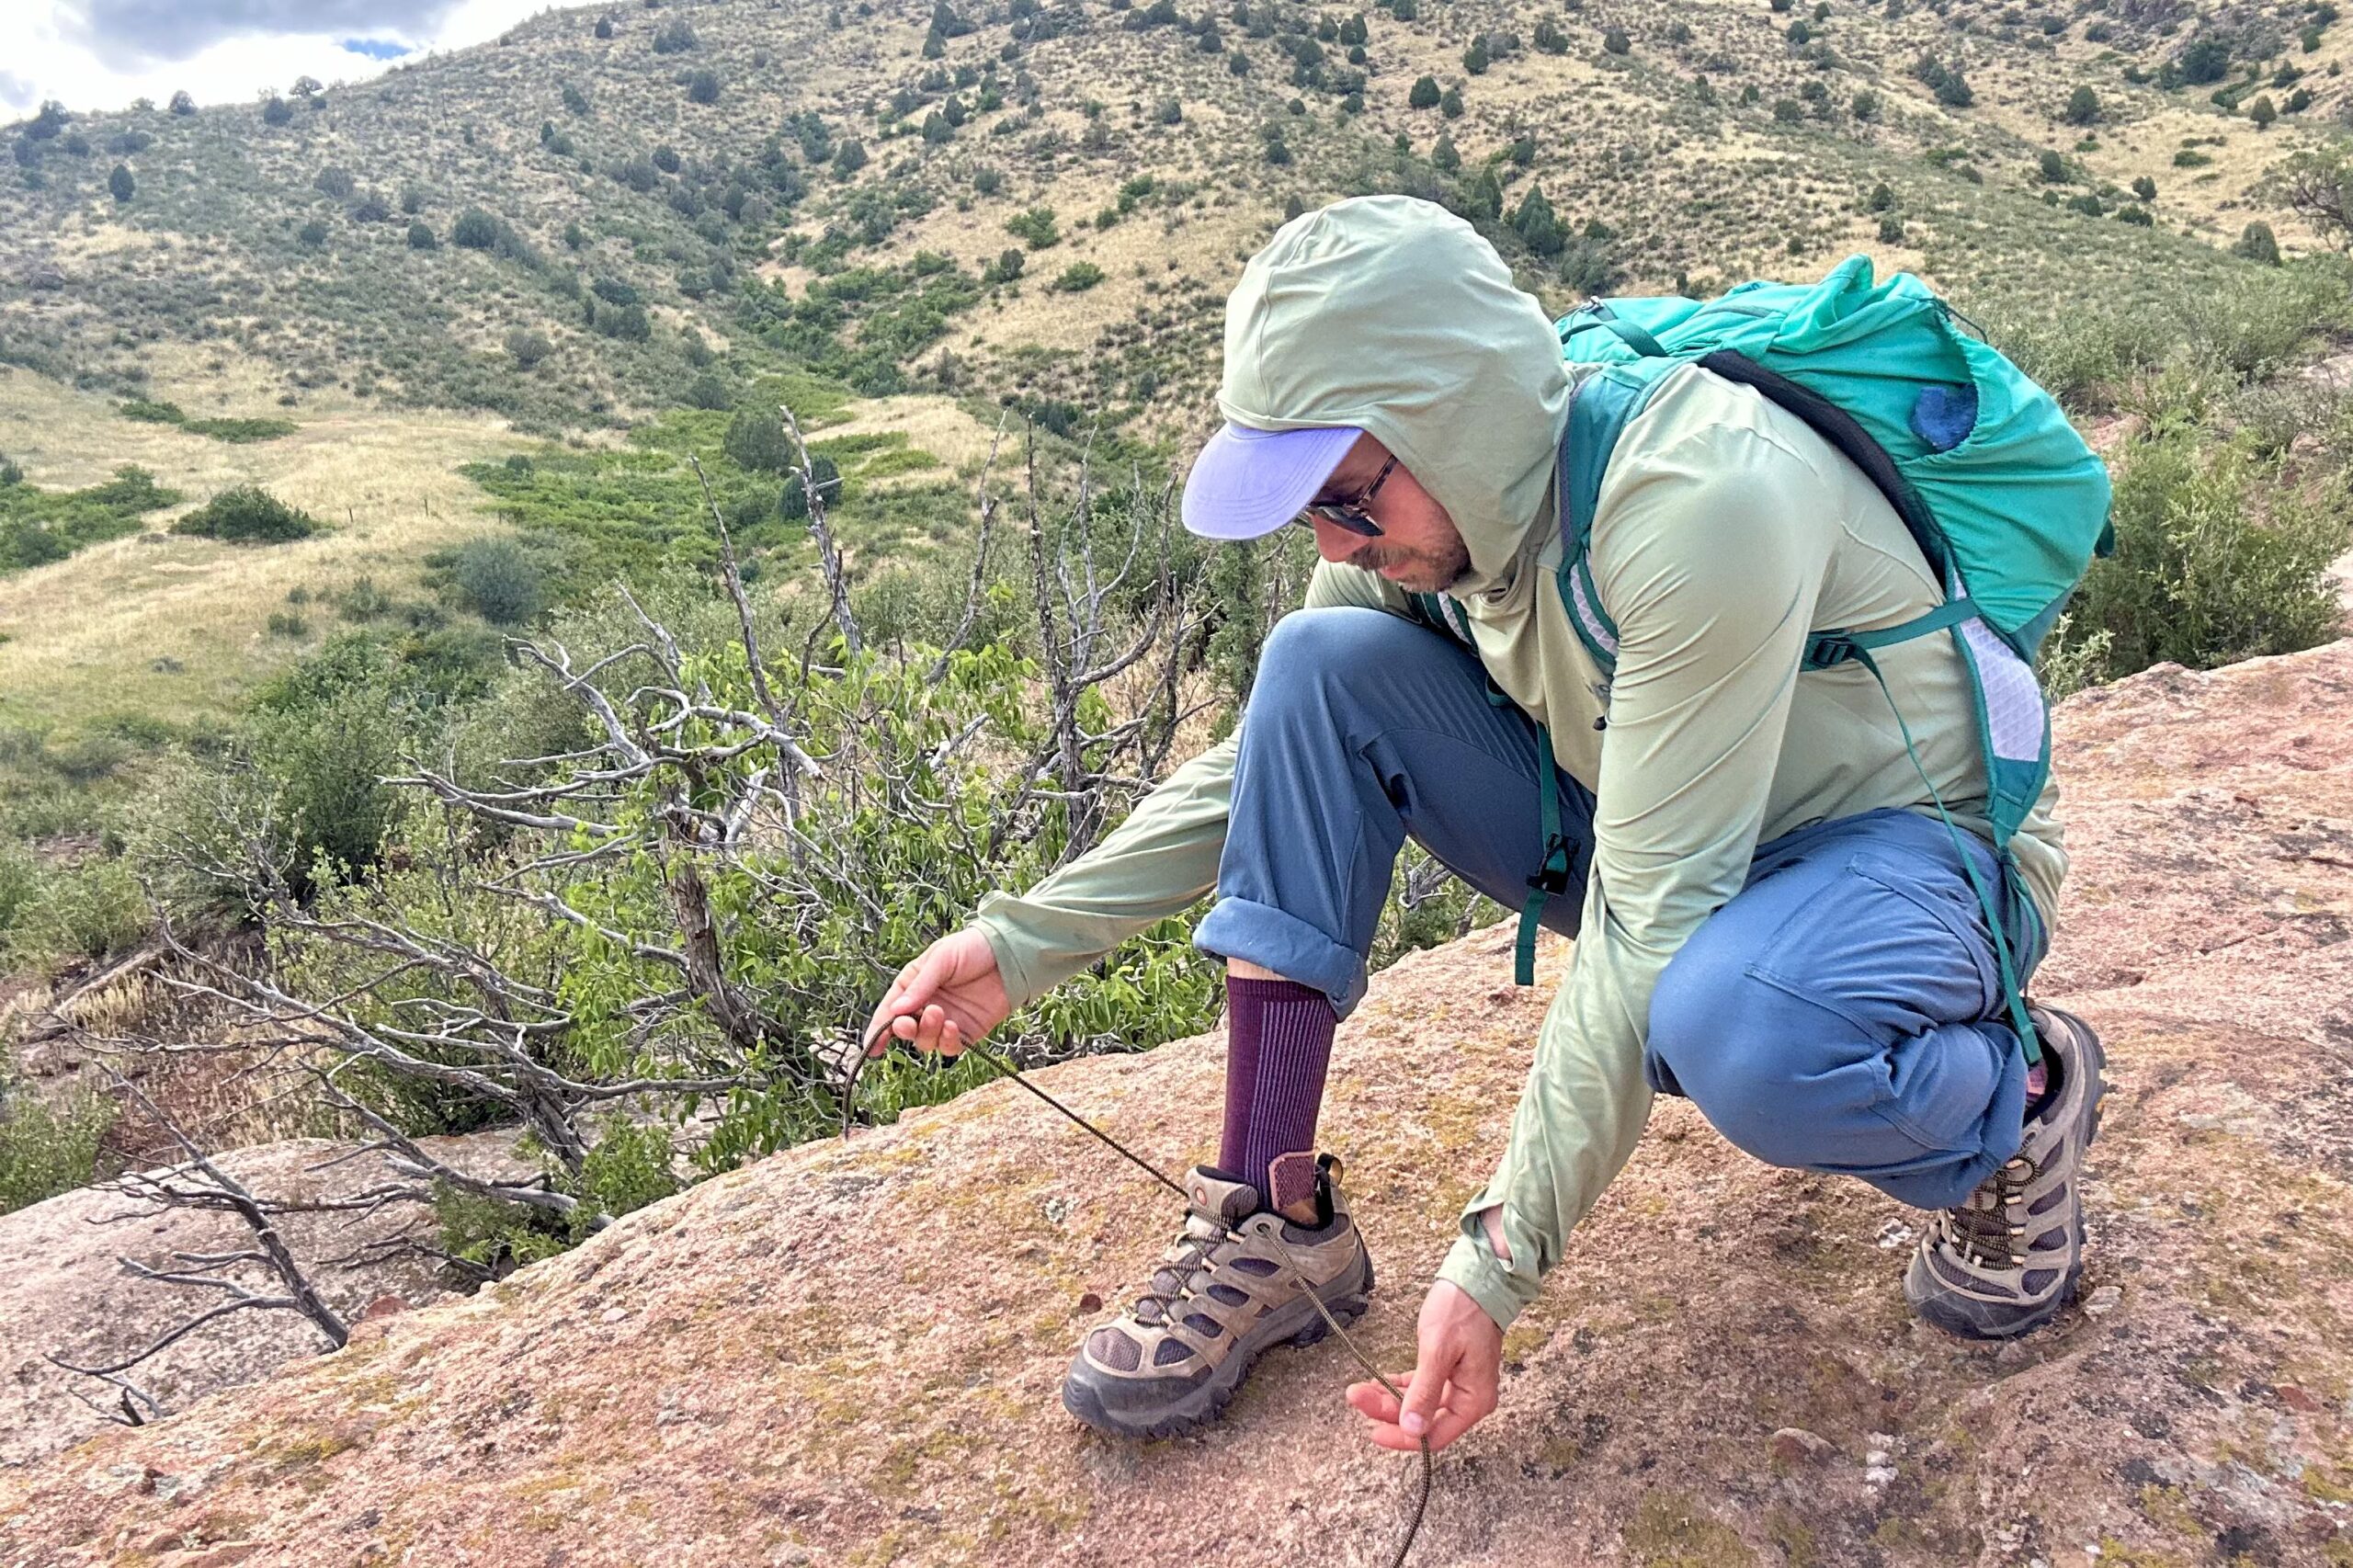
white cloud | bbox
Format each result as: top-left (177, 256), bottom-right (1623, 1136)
top-left (0, 0), bottom-right (559, 118)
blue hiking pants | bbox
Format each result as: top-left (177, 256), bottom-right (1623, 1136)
top-left (1193, 606), bottom-right (2044, 1210)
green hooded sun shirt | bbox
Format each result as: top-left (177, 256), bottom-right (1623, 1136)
top-left (972, 197), bottom-right (2064, 1331)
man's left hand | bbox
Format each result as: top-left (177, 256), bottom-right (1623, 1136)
top-left (1345, 1279), bottom-right (1502, 1453)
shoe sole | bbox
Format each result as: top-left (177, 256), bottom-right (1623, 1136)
top-left (1061, 1248), bottom-right (1376, 1439)
top-left (1907, 1013), bottom-right (2106, 1341)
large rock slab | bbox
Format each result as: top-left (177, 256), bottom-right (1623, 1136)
top-left (0, 1133), bottom-right (526, 1472)
top-left (1, 641), bottom-right (2350, 1567)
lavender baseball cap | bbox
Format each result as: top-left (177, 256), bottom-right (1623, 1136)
top-left (1179, 423), bottom-right (1363, 540)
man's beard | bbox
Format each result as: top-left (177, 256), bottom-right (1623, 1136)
top-left (1357, 536), bottom-right (1472, 594)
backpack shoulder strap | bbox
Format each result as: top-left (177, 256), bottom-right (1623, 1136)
top-left (1554, 364), bottom-right (1669, 676)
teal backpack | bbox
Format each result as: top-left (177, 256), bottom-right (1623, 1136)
top-left (1471, 256), bottom-right (2113, 1064)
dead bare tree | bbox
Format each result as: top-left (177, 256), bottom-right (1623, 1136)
top-left (45, 1068), bottom-right (349, 1420)
top-left (779, 403), bottom-right (861, 656)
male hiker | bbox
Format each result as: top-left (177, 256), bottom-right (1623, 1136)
top-left (864, 196), bottom-right (2105, 1452)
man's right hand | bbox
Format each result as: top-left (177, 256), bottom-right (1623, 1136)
top-left (864, 926), bottom-right (1011, 1058)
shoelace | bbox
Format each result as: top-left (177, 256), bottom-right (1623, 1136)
top-left (1937, 1153), bottom-right (2036, 1267)
top-left (1131, 1213), bottom-right (1233, 1325)
top-left (845, 1028), bottom-right (1432, 1568)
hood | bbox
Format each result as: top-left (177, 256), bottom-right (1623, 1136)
top-left (1216, 196), bottom-right (1572, 596)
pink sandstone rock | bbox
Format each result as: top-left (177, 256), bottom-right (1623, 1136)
top-left (0, 639), bottom-right (2348, 1566)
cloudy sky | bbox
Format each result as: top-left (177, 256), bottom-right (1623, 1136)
top-left (0, 0), bottom-right (563, 119)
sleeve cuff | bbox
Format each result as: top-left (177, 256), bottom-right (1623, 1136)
top-left (1438, 1231), bottom-right (1535, 1333)
top-left (970, 903), bottom-right (1046, 1013)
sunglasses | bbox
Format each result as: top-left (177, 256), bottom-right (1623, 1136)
top-left (1296, 454), bottom-right (1396, 538)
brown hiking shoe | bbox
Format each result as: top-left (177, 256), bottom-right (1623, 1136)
top-left (1906, 1006), bottom-right (2106, 1339)
top-left (1062, 1152), bottom-right (1373, 1439)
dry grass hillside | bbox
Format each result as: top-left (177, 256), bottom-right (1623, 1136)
top-left (3, 0), bottom-right (2348, 436)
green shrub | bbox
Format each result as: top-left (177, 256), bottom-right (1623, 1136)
top-left (2044, 421), bottom-right (2347, 692)
top-left (505, 327), bottom-right (554, 369)
top-left (1, 465), bottom-right (180, 573)
top-left (3, 855), bottom-right (148, 970)
top-left (779, 454), bottom-right (844, 520)
top-left (0, 1081), bottom-right (114, 1215)
top-left (119, 398), bottom-right (185, 425)
top-left (184, 417), bottom-right (297, 443)
top-left (1912, 54), bottom-right (1973, 107)
top-left (451, 208), bottom-right (499, 249)
top-left (591, 300), bottom-right (653, 340)
top-left (2178, 36), bottom-right (2231, 85)
top-left (1005, 205), bottom-right (1059, 248)
top-left (243, 635), bottom-right (444, 892)
top-left (172, 485), bottom-right (318, 543)
top-left (724, 408), bottom-right (795, 472)
top-left (449, 537), bottom-right (547, 625)
top-left (2234, 222), bottom-right (2281, 265)
top-left (1051, 261), bottom-right (1106, 291)
top-left (432, 1115), bottom-right (682, 1275)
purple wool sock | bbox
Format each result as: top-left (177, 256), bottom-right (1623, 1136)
top-left (1218, 976), bottom-right (1338, 1201)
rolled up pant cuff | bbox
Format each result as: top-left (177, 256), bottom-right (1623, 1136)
top-left (1194, 897), bottom-right (1369, 1018)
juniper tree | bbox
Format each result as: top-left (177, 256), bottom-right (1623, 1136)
top-left (1512, 185), bottom-right (1563, 253)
